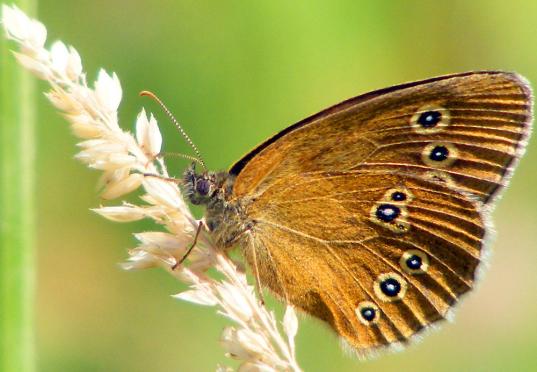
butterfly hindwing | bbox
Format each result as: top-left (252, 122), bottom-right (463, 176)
top-left (241, 172), bottom-right (485, 354)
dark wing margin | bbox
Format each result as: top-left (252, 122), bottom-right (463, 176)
top-left (228, 71), bottom-right (510, 176)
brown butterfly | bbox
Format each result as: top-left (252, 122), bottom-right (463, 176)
top-left (165, 71), bottom-right (533, 357)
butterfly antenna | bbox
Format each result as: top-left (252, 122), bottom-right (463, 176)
top-left (140, 90), bottom-right (207, 171)
top-left (160, 152), bottom-right (206, 168)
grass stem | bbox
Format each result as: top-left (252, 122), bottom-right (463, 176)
top-left (0, 1), bottom-right (37, 371)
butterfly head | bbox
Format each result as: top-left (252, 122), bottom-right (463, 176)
top-left (183, 163), bottom-right (222, 205)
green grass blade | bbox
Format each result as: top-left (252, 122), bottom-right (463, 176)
top-left (0, 2), bottom-right (38, 371)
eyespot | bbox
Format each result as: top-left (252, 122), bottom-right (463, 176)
top-left (375, 204), bottom-right (400, 222)
top-left (406, 255), bottom-right (422, 269)
top-left (429, 145), bottom-right (449, 161)
top-left (195, 178), bottom-right (211, 196)
top-left (374, 273), bottom-right (407, 302)
top-left (411, 105), bottom-right (450, 133)
top-left (380, 278), bottom-right (401, 296)
top-left (391, 191), bottom-right (406, 201)
top-left (355, 301), bottom-right (380, 325)
top-left (370, 202), bottom-right (410, 233)
top-left (422, 142), bottom-right (458, 168)
top-left (371, 189), bottom-right (412, 233)
top-left (418, 111), bottom-right (441, 128)
top-left (400, 250), bottom-right (430, 274)
top-left (382, 186), bottom-right (414, 204)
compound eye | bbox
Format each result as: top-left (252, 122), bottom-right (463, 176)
top-left (196, 178), bottom-right (211, 196)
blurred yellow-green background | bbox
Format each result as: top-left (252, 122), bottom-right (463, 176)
top-left (6, 1), bottom-right (537, 371)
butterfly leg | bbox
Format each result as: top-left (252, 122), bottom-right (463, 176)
top-left (172, 220), bottom-right (204, 270)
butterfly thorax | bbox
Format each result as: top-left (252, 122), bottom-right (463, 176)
top-left (183, 164), bottom-right (251, 248)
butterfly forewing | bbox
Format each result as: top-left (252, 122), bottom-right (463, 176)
top-left (231, 72), bottom-right (532, 204)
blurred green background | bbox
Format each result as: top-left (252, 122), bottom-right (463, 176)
top-left (14, 0), bottom-right (537, 371)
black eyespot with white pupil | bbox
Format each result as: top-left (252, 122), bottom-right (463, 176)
top-left (400, 250), bottom-right (429, 274)
top-left (429, 145), bottom-right (449, 162)
top-left (360, 307), bottom-right (376, 322)
top-left (391, 191), bottom-right (406, 201)
top-left (376, 204), bottom-right (400, 222)
top-left (380, 278), bottom-right (401, 297)
top-left (406, 255), bottom-right (422, 270)
top-left (196, 179), bottom-right (210, 196)
top-left (417, 110), bottom-right (442, 128)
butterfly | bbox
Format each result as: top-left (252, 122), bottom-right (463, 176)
top-left (173, 71), bottom-right (533, 357)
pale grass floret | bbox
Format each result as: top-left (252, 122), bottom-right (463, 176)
top-left (2, 4), bottom-right (301, 371)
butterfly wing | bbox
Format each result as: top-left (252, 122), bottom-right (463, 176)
top-left (230, 71), bottom-right (532, 354)
top-left (242, 172), bottom-right (483, 354)
top-left (230, 71), bottom-right (532, 204)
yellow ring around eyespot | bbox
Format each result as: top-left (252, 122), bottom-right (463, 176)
top-left (410, 105), bottom-right (451, 134)
top-left (400, 249), bottom-right (430, 275)
top-left (421, 142), bottom-right (459, 168)
top-left (374, 272), bottom-right (408, 302)
top-left (369, 203), bottom-right (411, 234)
top-left (355, 301), bottom-right (381, 326)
